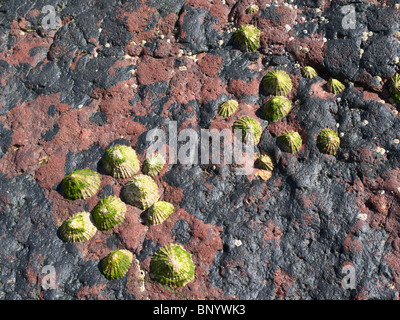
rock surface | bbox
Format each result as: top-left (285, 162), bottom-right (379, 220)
top-left (0, 0), bottom-right (400, 300)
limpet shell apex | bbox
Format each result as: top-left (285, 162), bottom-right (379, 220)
top-left (278, 131), bottom-right (302, 153)
top-left (102, 144), bottom-right (140, 179)
top-left (233, 24), bottom-right (261, 53)
top-left (262, 70), bottom-right (293, 96)
top-left (262, 96), bottom-right (292, 122)
top-left (101, 249), bottom-right (133, 281)
top-left (151, 244), bottom-right (195, 287)
top-left (233, 116), bottom-right (262, 145)
top-left (217, 99), bottom-right (239, 118)
top-left (62, 169), bottom-right (101, 200)
top-left (92, 196), bottom-right (127, 231)
top-left (60, 211), bottom-right (97, 243)
top-left (147, 201), bottom-right (174, 225)
top-left (317, 128), bottom-right (340, 155)
top-left (142, 153), bottom-right (166, 177)
top-left (123, 174), bottom-right (159, 210)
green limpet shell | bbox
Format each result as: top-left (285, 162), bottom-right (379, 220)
top-left (232, 116), bottom-right (262, 145)
top-left (92, 196), bottom-right (126, 231)
top-left (262, 70), bottom-right (293, 96)
top-left (101, 249), bottom-right (133, 281)
top-left (151, 244), bottom-right (195, 287)
top-left (317, 128), bottom-right (340, 155)
top-left (60, 211), bottom-right (97, 243)
top-left (256, 154), bottom-right (274, 171)
top-left (327, 78), bottom-right (345, 94)
top-left (217, 99), bottom-right (239, 118)
top-left (233, 24), bottom-right (261, 52)
top-left (246, 4), bottom-right (259, 14)
top-left (102, 144), bottom-right (140, 179)
top-left (62, 169), bottom-right (101, 200)
top-left (147, 201), bottom-right (174, 225)
top-left (142, 153), bottom-right (166, 177)
top-left (123, 174), bottom-right (159, 210)
top-left (390, 73), bottom-right (400, 102)
top-left (278, 131), bottom-right (302, 153)
top-left (301, 66), bottom-right (317, 79)
top-left (262, 96), bottom-right (292, 122)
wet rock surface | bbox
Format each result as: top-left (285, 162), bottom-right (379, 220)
top-left (1, 0), bottom-right (400, 300)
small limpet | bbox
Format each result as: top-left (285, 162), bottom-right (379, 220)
top-left (92, 196), bottom-right (127, 231)
top-left (217, 99), bottom-right (239, 118)
top-left (232, 116), bottom-right (262, 145)
top-left (151, 244), bottom-right (195, 287)
top-left (233, 24), bottom-right (261, 52)
top-left (246, 4), bottom-right (259, 14)
top-left (301, 66), bottom-right (317, 79)
top-left (142, 153), bottom-right (166, 177)
top-left (62, 169), bottom-right (101, 200)
top-left (262, 96), bottom-right (292, 122)
top-left (278, 131), bottom-right (302, 153)
top-left (102, 144), bottom-right (140, 179)
top-left (256, 154), bottom-right (274, 171)
top-left (123, 174), bottom-right (159, 210)
top-left (389, 73), bottom-right (400, 102)
top-left (262, 70), bottom-right (293, 96)
top-left (327, 78), bottom-right (345, 94)
top-left (60, 211), bottom-right (97, 243)
top-left (147, 201), bottom-right (174, 225)
top-left (317, 128), bottom-right (340, 155)
top-left (101, 249), bottom-right (133, 281)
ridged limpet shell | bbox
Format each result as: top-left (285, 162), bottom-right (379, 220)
top-left (142, 153), bottom-right (166, 177)
top-left (232, 116), bottom-right (262, 145)
top-left (123, 174), bottom-right (159, 210)
top-left (233, 24), bottom-right (261, 52)
top-left (101, 249), bottom-right (133, 281)
top-left (256, 154), bottom-right (274, 171)
top-left (217, 99), bottom-right (239, 118)
top-left (327, 78), bottom-right (345, 94)
top-left (60, 211), bottom-right (97, 243)
top-left (147, 201), bottom-right (174, 225)
top-left (262, 96), bottom-right (292, 122)
top-left (62, 169), bottom-right (101, 200)
top-left (262, 70), bottom-right (293, 96)
top-left (151, 244), bottom-right (195, 287)
top-left (102, 144), bottom-right (140, 179)
top-left (317, 128), bottom-right (340, 155)
top-left (278, 131), bottom-right (302, 153)
top-left (92, 196), bottom-right (126, 231)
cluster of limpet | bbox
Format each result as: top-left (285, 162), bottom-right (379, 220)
top-left (233, 116), bottom-right (262, 145)
top-left (262, 70), bottom-right (293, 96)
top-left (150, 244), bottom-right (195, 287)
top-left (92, 196), bottom-right (127, 231)
top-left (246, 4), bottom-right (259, 14)
top-left (217, 99), bottom-right (239, 117)
top-left (262, 96), bottom-right (292, 122)
top-left (147, 201), bottom-right (174, 225)
top-left (62, 169), bottom-right (101, 200)
top-left (389, 73), bottom-right (400, 102)
top-left (327, 78), bottom-right (345, 94)
top-left (317, 128), bottom-right (340, 155)
top-left (102, 144), bottom-right (140, 179)
top-left (233, 24), bottom-right (261, 52)
top-left (60, 211), bottom-right (97, 243)
top-left (142, 153), bottom-right (166, 177)
top-left (123, 174), bottom-right (159, 210)
top-left (301, 66), bottom-right (318, 79)
top-left (101, 249), bottom-right (133, 281)
top-left (278, 131), bottom-right (302, 153)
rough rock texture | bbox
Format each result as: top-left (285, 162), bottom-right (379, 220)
top-left (1, 0), bottom-right (400, 300)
